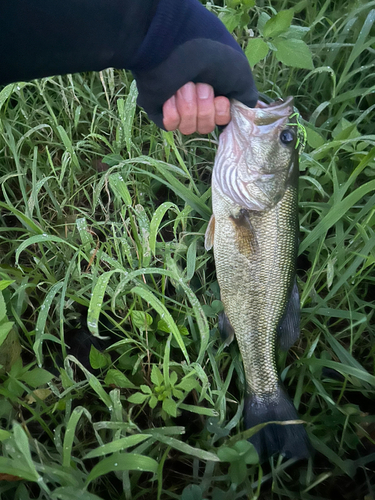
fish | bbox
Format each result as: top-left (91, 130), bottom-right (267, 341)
top-left (205, 97), bottom-right (310, 460)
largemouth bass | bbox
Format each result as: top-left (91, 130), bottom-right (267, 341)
top-left (205, 97), bottom-right (310, 460)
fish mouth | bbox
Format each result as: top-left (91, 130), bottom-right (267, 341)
top-left (231, 97), bottom-right (294, 127)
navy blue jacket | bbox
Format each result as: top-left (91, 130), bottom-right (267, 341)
top-left (0, 0), bottom-right (257, 127)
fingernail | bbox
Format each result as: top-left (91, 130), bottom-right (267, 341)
top-left (180, 82), bottom-right (195, 102)
top-left (197, 84), bottom-right (211, 100)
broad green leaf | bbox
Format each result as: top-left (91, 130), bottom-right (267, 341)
top-left (179, 325), bottom-right (189, 336)
top-left (263, 9), bottom-right (294, 38)
top-left (273, 38), bottom-right (314, 69)
top-left (257, 12), bottom-right (271, 34)
top-left (151, 365), bottom-right (164, 386)
top-left (219, 11), bottom-right (242, 33)
top-left (217, 446), bottom-right (239, 463)
top-left (0, 322), bottom-right (13, 346)
top-left (211, 300), bottom-right (224, 314)
top-left (140, 384), bottom-right (152, 394)
top-left (162, 398), bottom-right (177, 417)
top-left (283, 25), bottom-right (310, 40)
top-left (0, 429), bottom-right (11, 441)
top-left (170, 371), bottom-right (178, 386)
top-left (157, 318), bottom-right (171, 334)
top-left (181, 485), bottom-right (203, 500)
top-left (104, 369), bottom-right (135, 388)
top-left (233, 440), bottom-right (259, 464)
top-left (306, 126), bottom-right (325, 148)
top-left (177, 377), bottom-right (199, 392)
top-left (131, 310), bottom-right (153, 330)
top-left (172, 388), bottom-right (184, 399)
top-left (0, 291), bottom-right (6, 323)
top-left (186, 239), bottom-right (197, 281)
top-left (128, 392), bottom-right (149, 404)
top-left (149, 396), bottom-right (158, 408)
top-left (19, 367), bottom-right (54, 388)
top-left (89, 346), bottom-right (110, 370)
top-left (0, 280), bottom-right (14, 291)
top-left (229, 460), bottom-right (247, 485)
top-left (245, 38), bottom-right (269, 66)
top-left (86, 453), bottom-right (158, 483)
top-left (84, 434), bottom-right (152, 459)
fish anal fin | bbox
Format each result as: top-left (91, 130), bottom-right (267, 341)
top-left (218, 312), bottom-right (235, 346)
top-left (205, 215), bottom-right (215, 251)
top-left (230, 209), bottom-right (258, 256)
top-left (278, 280), bottom-right (300, 351)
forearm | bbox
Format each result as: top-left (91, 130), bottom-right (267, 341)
top-left (0, 0), bottom-right (158, 85)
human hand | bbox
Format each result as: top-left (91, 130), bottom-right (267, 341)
top-left (163, 82), bottom-right (230, 135)
top-left (131, 0), bottom-right (257, 130)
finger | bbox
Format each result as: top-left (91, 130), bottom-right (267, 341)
top-left (214, 96), bottom-right (231, 126)
top-left (176, 82), bottom-right (197, 135)
top-left (162, 95), bottom-right (181, 131)
top-left (196, 83), bottom-right (216, 134)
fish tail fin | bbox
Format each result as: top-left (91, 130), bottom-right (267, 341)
top-left (244, 386), bottom-right (310, 461)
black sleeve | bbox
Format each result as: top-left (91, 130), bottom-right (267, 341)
top-left (1, 0), bottom-right (258, 129)
top-left (0, 0), bottom-right (158, 85)
top-left (129, 0), bottom-right (258, 127)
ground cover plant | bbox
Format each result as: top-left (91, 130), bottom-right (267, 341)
top-left (0, 0), bottom-right (375, 498)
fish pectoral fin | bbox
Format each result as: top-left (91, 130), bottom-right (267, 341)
top-left (218, 312), bottom-right (235, 346)
top-left (205, 215), bottom-right (215, 251)
top-left (277, 279), bottom-right (300, 351)
top-left (230, 209), bottom-right (258, 255)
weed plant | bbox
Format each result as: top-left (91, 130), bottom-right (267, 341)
top-left (0, 1), bottom-right (375, 499)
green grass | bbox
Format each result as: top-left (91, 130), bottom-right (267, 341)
top-left (1, 1), bottom-right (375, 498)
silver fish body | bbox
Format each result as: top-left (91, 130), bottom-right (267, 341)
top-left (206, 98), bottom-right (309, 460)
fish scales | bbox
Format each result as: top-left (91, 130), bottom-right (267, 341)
top-left (206, 97), bottom-right (310, 460)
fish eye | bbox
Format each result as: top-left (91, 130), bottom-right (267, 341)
top-left (280, 129), bottom-right (295, 145)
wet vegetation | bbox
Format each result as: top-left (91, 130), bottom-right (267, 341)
top-left (0, 0), bottom-right (375, 498)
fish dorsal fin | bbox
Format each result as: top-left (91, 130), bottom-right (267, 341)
top-left (278, 279), bottom-right (300, 351)
top-left (205, 215), bottom-right (215, 251)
